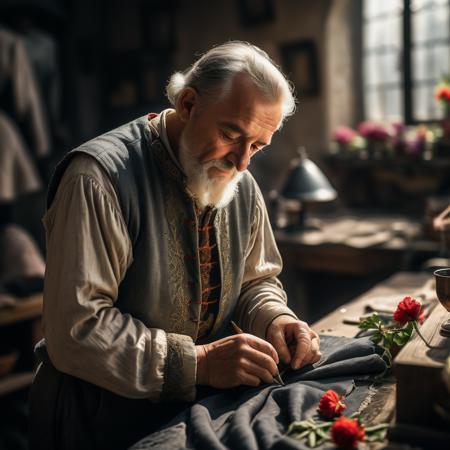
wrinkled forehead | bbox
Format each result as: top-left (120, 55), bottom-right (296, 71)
top-left (208, 77), bottom-right (283, 130)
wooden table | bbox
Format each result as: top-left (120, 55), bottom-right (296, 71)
top-left (311, 271), bottom-right (450, 449)
top-left (276, 214), bottom-right (438, 275)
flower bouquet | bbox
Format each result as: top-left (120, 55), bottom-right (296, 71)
top-left (357, 121), bottom-right (393, 159)
top-left (287, 296), bottom-right (432, 448)
top-left (435, 77), bottom-right (450, 146)
top-left (287, 389), bottom-right (388, 448)
top-left (330, 126), bottom-right (362, 157)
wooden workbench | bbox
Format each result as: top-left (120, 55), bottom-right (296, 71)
top-left (311, 271), bottom-right (448, 449)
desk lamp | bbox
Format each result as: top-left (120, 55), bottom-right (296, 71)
top-left (280, 147), bottom-right (337, 231)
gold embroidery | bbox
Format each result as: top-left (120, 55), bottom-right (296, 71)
top-left (161, 334), bottom-right (185, 400)
top-left (151, 139), bottom-right (192, 336)
top-left (165, 184), bottom-right (192, 335)
top-left (152, 139), bottom-right (187, 185)
top-left (211, 209), bottom-right (232, 335)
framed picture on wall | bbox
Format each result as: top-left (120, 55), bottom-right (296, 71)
top-left (237, 0), bottom-right (275, 27)
top-left (280, 40), bottom-right (319, 97)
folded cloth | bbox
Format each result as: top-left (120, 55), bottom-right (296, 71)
top-left (130, 335), bottom-right (387, 450)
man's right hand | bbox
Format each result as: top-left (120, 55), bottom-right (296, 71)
top-left (195, 334), bottom-right (279, 388)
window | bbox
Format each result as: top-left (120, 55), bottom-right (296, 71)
top-left (362, 0), bottom-right (450, 123)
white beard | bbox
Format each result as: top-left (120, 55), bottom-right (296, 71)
top-left (178, 133), bottom-right (243, 210)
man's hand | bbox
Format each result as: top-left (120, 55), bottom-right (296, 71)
top-left (196, 334), bottom-right (279, 388)
top-left (266, 315), bottom-right (321, 369)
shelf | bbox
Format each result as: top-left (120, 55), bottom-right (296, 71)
top-left (0, 294), bottom-right (43, 326)
top-left (0, 371), bottom-right (34, 396)
top-left (324, 154), bottom-right (450, 169)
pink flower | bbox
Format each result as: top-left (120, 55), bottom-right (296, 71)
top-left (358, 121), bottom-right (391, 143)
top-left (331, 417), bottom-right (365, 449)
top-left (332, 127), bottom-right (357, 145)
top-left (318, 389), bottom-right (347, 419)
top-left (393, 296), bottom-right (425, 326)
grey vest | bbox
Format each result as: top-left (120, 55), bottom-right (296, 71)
top-left (47, 115), bottom-right (258, 341)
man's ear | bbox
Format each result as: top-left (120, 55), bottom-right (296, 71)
top-left (175, 88), bottom-right (198, 123)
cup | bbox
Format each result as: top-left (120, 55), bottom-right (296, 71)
top-left (434, 268), bottom-right (450, 337)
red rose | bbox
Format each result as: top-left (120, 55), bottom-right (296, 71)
top-left (393, 296), bottom-right (424, 326)
top-left (331, 416), bottom-right (365, 449)
top-left (318, 389), bottom-right (347, 419)
top-left (436, 86), bottom-right (450, 102)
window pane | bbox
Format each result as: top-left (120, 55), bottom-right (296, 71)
top-left (412, 3), bottom-right (450, 43)
top-left (364, 15), bottom-right (402, 50)
top-left (411, 0), bottom-right (450, 120)
top-left (363, 0), bottom-right (403, 121)
top-left (365, 86), bottom-right (402, 121)
top-left (364, 0), bottom-right (403, 19)
top-left (414, 84), bottom-right (441, 120)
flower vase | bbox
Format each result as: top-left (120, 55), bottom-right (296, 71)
top-left (367, 141), bottom-right (385, 159)
top-left (442, 117), bottom-right (450, 143)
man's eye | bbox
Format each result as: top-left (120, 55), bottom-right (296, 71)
top-left (220, 130), bottom-right (235, 141)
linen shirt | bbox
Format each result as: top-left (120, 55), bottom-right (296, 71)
top-left (42, 110), bottom-right (297, 401)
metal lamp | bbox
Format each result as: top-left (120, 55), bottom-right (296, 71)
top-left (280, 147), bottom-right (337, 231)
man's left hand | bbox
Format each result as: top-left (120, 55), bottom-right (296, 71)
top-left (266, 316), bottom-right (321, 369)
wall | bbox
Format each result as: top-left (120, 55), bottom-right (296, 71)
top-left (68, 0), bottom-right (357, 197)
top-left (325, 0), bottom-right (362, 134)
top-left (172, 0), bottom-right (333, 195)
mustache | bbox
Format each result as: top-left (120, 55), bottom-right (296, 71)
top-left (204, 159), bottom-right (236, 173)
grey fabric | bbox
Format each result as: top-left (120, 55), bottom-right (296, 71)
top-left (130, 335), bottom-right (387, 450)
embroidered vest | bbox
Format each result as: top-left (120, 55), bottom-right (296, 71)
top-left (46, 115), bottom-right (258, 342)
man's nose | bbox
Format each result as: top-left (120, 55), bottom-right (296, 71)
top-left (230, 143), bottom-right (252, 172)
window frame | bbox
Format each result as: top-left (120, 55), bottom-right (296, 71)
top-left (361, 0), bottom-right (450, 125)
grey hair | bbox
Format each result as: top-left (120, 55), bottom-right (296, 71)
top-left (166, 41), bottom-right (296, 123)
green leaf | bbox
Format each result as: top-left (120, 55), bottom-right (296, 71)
top-left (286, 420), bottom-right (313, 434)
top-left (290, 429), bottom-right (310, 440)
top-left (383, 332), bottom-right (395, 351)
top-left (315, 435), bottom-right (327, 446)
top-left (316, 421), bottom-right (332, 430)
top-left (365, 423), bottom-right (389, 432)
top-left (370, 331), bottom-right (383, 344)
top-left (365, 423), bottom-right (389, 442)
top-left (307, 431), bottom-right (317, 448)
top-left (393, 332), bottom-right (408, 346)
top-left (316, 427), bottom-right (329, 439)
top-left (359, 313), bottom-right (381, 330)
top-left (365, 429), bottom-right (388, 442)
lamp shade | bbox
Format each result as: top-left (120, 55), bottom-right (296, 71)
top-left (281, 148), bottom-right (337, 202)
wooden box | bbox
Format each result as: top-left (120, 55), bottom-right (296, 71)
top-left (393, 302), bottom-right (450, 437)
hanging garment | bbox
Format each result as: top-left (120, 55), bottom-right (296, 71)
top-left (0, 110), bottom-right (43, 202)
top-left (22, 27), bottom-right (65, 146)
top-left (0, 27), bottom-right (50, 157)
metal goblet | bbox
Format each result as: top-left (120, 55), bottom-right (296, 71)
top-left (434, 268), bottom-right (450, 337)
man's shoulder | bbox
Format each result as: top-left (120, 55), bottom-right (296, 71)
top-left (62, 153), bottom-right (112, 186)
top-left (237, 170), bottom-right (261, 197)
top-left (76, 115), bottom-right (152, 159)
top-left (69, 115), bottom-right (155, 179)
